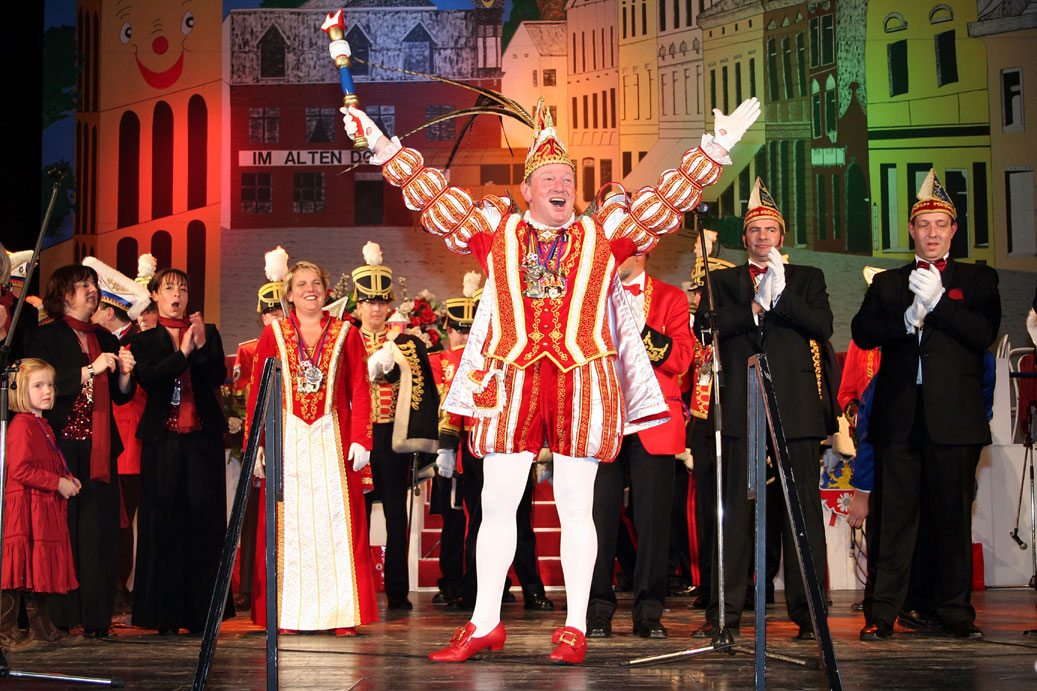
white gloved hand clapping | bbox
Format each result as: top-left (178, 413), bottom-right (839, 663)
top-left (436, 449), bottom-right (456, 479)
top-left (765, 247), bottom-right (786, 299)
top-left (713, 97), bottom-right (762, 153)
top-left (1027, 308), bottom-right (1037, 347)
top-left (367, 343), bottom-right (395, 380)
top-left (341, 106), bottom-right (384, 152)
top-left (348, 442), bottom-right (370, 472)
top-left (754, 272), bottom-right (773, 312)
top-left (908, 265), bottom-right (944, 311)
top-left (904, 296), bottom-right (928, 331)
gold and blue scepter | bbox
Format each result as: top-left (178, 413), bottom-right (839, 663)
top-left (321, 8), bottom-right (367, 150)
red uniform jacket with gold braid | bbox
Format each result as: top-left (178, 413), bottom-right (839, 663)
top-left (634, 277), bottom-right (695, 455)
top-left (836, 340), bottom-right (881, 413)
top-left (428, 345), bottom-right (471, 450)
top-left (380, 142), bottom-right (723, 374)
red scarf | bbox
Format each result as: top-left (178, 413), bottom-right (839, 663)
top-left (159, 316), bottom-right (200, 433)
top-left (63, 314), bottom-right (111, 483)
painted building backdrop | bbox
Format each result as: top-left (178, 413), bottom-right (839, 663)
top-left (30, 0), bottom-right (1037, 351)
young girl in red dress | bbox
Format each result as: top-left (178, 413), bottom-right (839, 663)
top-left (1, 358), bottom-right (81, 649)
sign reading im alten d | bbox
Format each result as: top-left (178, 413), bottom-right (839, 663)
top-left (239, 149), bottom-right (373, 167)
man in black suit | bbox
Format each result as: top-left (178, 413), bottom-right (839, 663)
top-left (693, 178), bottom-right (831, 641)
top-left (852, 170), bottom-right (1000, 641)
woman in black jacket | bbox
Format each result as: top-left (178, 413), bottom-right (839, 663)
top-left (129, 268), bottom-right (230, 634)
top-left (26, 264), bottom-right (136, 638)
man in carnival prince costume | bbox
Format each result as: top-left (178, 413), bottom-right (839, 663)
top-left (340, 54), bottom-right (760, 662)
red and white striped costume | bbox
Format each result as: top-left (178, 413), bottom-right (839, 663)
top-left (378, 139), bottom-right (724, 462)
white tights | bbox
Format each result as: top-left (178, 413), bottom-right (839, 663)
top-left (469, 452), bottom-right (599, 636)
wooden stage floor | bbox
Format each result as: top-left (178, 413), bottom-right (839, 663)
top-left (4, 589), bottom-right (1036, 689)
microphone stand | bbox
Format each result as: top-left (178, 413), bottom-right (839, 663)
top-left (0, 168), bottom-right (122, 686)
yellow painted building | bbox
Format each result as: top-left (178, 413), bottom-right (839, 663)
top-left (969, 3), bottom-right (1037, 271)
top-left (617, 0), bottom-right (659, 184)
top-left (866, 1), bottom-right (992, 264)
top-left (695, 0), bottom-right (766, 215)
top-left (54, 0), bottom-right (224, 320)
top-left (565, 0), bottom-right (620, 206)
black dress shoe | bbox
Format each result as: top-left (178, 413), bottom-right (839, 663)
top-left (523, 593), bottom-right (554, 611)
top-left (795, 627), bottom-right (816, 641)
top-left (386, 596), bottom-right (413, 610)
top-left (586, 619), bottom-right (612, 638)
top-left (692, 621), bottom-right (734, 640)
top-left (447, 597), bottom-right (474, 612)
top-left (432, 592), bottom-right (456, 605)
top-left (859, 621), bottom-right (893, 641)
top-left (688, 595), bottom-right (708, 610)
top-left (946, 620), bottom-right (983, 639)
top-left (898, 608), bottom-right (939, 630)
top-left (668, 582), bottom-right (698, 597)
top-left (633, 619), bottom-right (667, 639)
top-left (501, 591), bottom-right (517, 604)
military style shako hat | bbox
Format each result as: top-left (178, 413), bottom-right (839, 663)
top-left (258, 246), bottom-right (289, 314)
top-left (351, 242), bottom-right (395, 303)
top-left (743, 177), bottom-right (785, 233)
top-left (910, 169), bottom-right (956, 222)
top-left (444, 271), bottom-right (481, 330)
top-left (524, 98), bottom-right (575, 181)
top-left (83, 256), bottom-right (151, 321)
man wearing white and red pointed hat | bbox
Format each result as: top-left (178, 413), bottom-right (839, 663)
top-left (342, 63), bottom-right (760, 662)
top-left (692, 178), bottom-right (833, 642)
top-left (852, 169), bottom-right (1000, 641)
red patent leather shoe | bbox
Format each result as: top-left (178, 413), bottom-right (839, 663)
top-left (428, 622), bottom-right (506, 662)
top-left (548, 626), bottom-right (587, 664)
top-left (334, 627), bottom-right (357, 636)
top-left (277, 629), bottom-right (298, 635)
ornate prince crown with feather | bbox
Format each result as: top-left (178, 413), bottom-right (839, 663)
top-left (524, 99), bottom-right (575, 180)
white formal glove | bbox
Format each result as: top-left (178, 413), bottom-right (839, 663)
top-left (754, 272), bottom-right (773, 312)
top-left (328, 39), bottom-right (351, 61)
top-left (341, 105), bottom-right (384, 152)
top-left (348, 442), bottom-right (370, 472)
top-left (765, 247), bottom-right (786, 299)
top-left (712, 97), bottom-right (762, 153)
top-left (904, 296), bottom-right (928, 332)
top-left (254, 445), bottom-right (266, 479)
top-left (436, 449), bottom-right (456, 479)
top-left (367, 343), bottom-right (395, 380)
top-left (908, 265), bottom-right (944, 311)
top-left (1027, 308), bottom-right (1037, 346)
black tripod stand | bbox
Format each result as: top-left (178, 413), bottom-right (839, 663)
top-left (0, 169), bottom-right (122, 686)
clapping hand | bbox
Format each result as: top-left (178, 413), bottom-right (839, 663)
top-left (116, 346), bottom-right (135, 375)
top-left (188, 312), bottom-right (206, 348)
top-left (765, 247), bottom-right (786, 297)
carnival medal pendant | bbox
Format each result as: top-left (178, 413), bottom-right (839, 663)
top-left (297, 361), bottom-right (324, 394)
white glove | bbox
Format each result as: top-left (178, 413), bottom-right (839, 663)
top-left (348, 442), bottom-right (370, 472)
top-left (367, 343), bottom-right (395, 380)
top-left (1027, 308), bottom-right (1037, 346)
top-left (754, 272), bottom-right (773, 312)
top-left (254, 445), bottom-right (266, 479)
top-left (908, 266), bottom-right (944, 311)
top-left (904, 296), bottom-right (928, 332)
top-left (712, 97), bottom-right (762, 153)
top-left (341, 106), bottom-right (384, 152)
top-left (765, 247), bottom-right (786, 299)
top-left (436, 449), bottom-right (456, 479)
top-left (328, 39), bottom-right (351, 61)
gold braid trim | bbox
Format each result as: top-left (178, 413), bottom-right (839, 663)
top-left (643, 330), bottom-right (671, 363)
top-left (810, 339), bottom-right (823, 398)
top-left (396, 339), bottom-right (426, 411)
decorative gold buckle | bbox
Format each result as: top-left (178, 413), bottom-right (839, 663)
top-left (558, 629), bottom-right (580, 646)
top-left (452, 625), bottom-right (470, 643)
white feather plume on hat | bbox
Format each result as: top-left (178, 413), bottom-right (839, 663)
top-left (136, 253), bottom-right (157, 281)
top-left (362, 242), bottom-right (383, 266)
top-left (462, 271), bottom-right (481, 299)
top-left (264, 246), bottom-right (289, 282)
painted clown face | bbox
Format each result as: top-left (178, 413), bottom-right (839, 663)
top-left (115, 0), bottom-right (197, 89)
